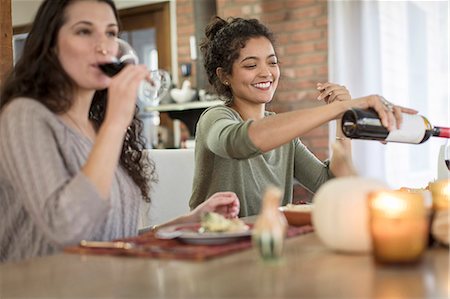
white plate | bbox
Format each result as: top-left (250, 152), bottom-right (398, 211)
top-left (155, 223), bottom-right (252, 245)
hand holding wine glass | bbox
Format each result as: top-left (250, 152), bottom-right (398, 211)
top-left (99, 38), bottom-right (171, 106)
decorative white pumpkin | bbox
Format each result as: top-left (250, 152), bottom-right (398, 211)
top-left (312, 177), bottom-right (389, 253)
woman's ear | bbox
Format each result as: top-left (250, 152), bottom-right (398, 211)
top-left (216, 67), bottom-right (229, 86)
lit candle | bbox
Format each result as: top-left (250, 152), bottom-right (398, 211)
top-left (368, 190), bottom-right (428, 264)
top-left (428, 179), bottom-right (450, 211)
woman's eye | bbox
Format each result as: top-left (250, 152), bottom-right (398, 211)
top-left (106, 31), bottom-right (118, 38)
top-left (244, 65), bottom-right (256, 69)
top-left (77, 28), bottom-right (91, 36)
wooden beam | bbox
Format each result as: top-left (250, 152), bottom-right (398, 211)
top-left (0, 0), bottom-right (13, 86)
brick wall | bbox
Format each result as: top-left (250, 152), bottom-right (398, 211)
top-left (174, 0), bottom-right (198, 85)
top-left (176, 0), bottom-right (329, 202)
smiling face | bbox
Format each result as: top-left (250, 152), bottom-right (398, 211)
top-left (56, 0), bottom-right (119, 92)
top-left (224, 37), bottom-right (280, 106)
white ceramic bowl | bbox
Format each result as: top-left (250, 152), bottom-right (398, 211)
top-left (170, 88), bottom-right (196, 103)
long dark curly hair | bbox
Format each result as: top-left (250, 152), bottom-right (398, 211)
top-left (200, 16), bottom-right (277, 105)
top-left (0, 0), bottom-right (156, 202)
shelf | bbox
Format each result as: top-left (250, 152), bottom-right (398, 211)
top-left (143, 100), bottom-right (223, 112)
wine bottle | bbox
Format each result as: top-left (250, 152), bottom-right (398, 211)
top-left (341, 108), bottom-right (450, 144)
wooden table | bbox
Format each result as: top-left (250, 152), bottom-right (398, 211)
top-left (0, 233), bottom-right (448, 298)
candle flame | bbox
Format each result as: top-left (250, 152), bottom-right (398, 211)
top-left (442, 184), bottom-right (450, 197)
top-left (372, 194), bottom-right (407, 217)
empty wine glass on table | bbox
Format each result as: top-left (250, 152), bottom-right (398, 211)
top-left (99, 38), bottom-right (171, 106)
top-left (436, 140), bottom-right (450, 180)
top-left (445, 140), bottom-right (450, 171)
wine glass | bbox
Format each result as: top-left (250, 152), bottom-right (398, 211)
top-left (436, 139), bottom-right (450, 180)
top-left (444, 140), bottom-right (450, 171)
top-left (99, 38), bottom-right (171, 105)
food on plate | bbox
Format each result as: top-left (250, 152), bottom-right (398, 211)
top-left (284, 203), bottom-right (313, 212)
top-left (200, 212), bottom-right (249, 233)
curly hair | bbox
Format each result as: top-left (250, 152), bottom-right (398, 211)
top-left (0, 0), bottom-right (156, 202)
top-left (200, 16), bottom-right (277, 105)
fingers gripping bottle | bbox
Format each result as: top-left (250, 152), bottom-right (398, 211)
top-left (341, 108), bottom-right (450, 144)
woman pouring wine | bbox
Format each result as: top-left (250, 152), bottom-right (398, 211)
top-left (189, 16), bottom-right (419, 216)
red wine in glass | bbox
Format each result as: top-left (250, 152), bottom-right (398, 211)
top-left (98, 38), bottom-right (170, 104)
top-left (99, 39), bottom-right (136, 77)
top-left (99, 61), bottom-right (126, 77)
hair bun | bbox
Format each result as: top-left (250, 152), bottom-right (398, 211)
top-left (204, 16), bottom-right (228, 41)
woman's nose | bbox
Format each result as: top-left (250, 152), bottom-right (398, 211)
top-left (258, 65), bottom-right (273, 78)
top-left (95, 38), bottom-right (117, 57)
top-left (95, 43), bottom-right (108, 56)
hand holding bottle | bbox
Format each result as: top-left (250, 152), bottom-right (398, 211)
top-left (341, 107), bottom-right (450, 144)
top-left (348, 95), bottom-right (417, 132)
top-left (316, 85), bottom-right (416, 133)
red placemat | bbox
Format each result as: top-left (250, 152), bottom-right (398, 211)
top-left (65, 225), bottom-right (314, 261)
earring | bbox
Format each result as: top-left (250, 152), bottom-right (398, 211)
top-left (224, 81), bottom-right (229, 86)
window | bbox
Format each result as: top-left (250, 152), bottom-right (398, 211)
top-left (329, 0), bottom-right (448, 188)
top-left (12, 32), bottom-right (27, 64)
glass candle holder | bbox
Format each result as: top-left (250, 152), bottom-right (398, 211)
top-left (428, 179), bottom-right (450, 246)
top-left (428, 179), bottom-right (450, 211)
top-left (368, 190), bottom-right (428, 264)
top-left (398, 188), bottom-right (434, 246)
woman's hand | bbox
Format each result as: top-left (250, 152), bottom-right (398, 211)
top-left (330, 141), bottom-right (358, 177)
top-left (352, 95), bottom-right (418, 131)
top-left (152, 192), bottom-right (240, 231)
top-left (189, 192), bottom-right (240, 221)
top-left (317, 82), bottom-right (351, 104)
top-left (104, 64), bottom-right (148, 129)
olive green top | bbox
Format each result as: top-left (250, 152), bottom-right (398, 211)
top-left (189, 105), bottom-right (333, 216)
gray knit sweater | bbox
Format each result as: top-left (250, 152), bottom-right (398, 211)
top-left (189, 105), bottom-right (334, 217)
top-left (0, 98), bottom-right (141, 262)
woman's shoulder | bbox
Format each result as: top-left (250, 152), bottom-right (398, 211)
top-left (2, 97), bottom-right (52, 117)
top-left (201, 104), bottom-right (241, 120)
top-left (1, 98), bottom-right (59, 128)
top-left (203, 103), bottom-right (234, 113)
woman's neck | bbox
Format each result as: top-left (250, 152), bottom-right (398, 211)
top-left (230, 100), bottom-right (265, 121)
top-left (70, 89), bottom-right (95, 121)
top-left (62, 89), bottom-right (97, 141)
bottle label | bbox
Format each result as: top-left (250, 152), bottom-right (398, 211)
top-left (385, 114), bottom-right (425, 143)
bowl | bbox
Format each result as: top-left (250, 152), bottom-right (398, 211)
top-left (170, 80), bottom-right (197, 104)
top-left (170, 88), bottom-right (196, 104)
top-left (279, 204), bottom-right (313, 227)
